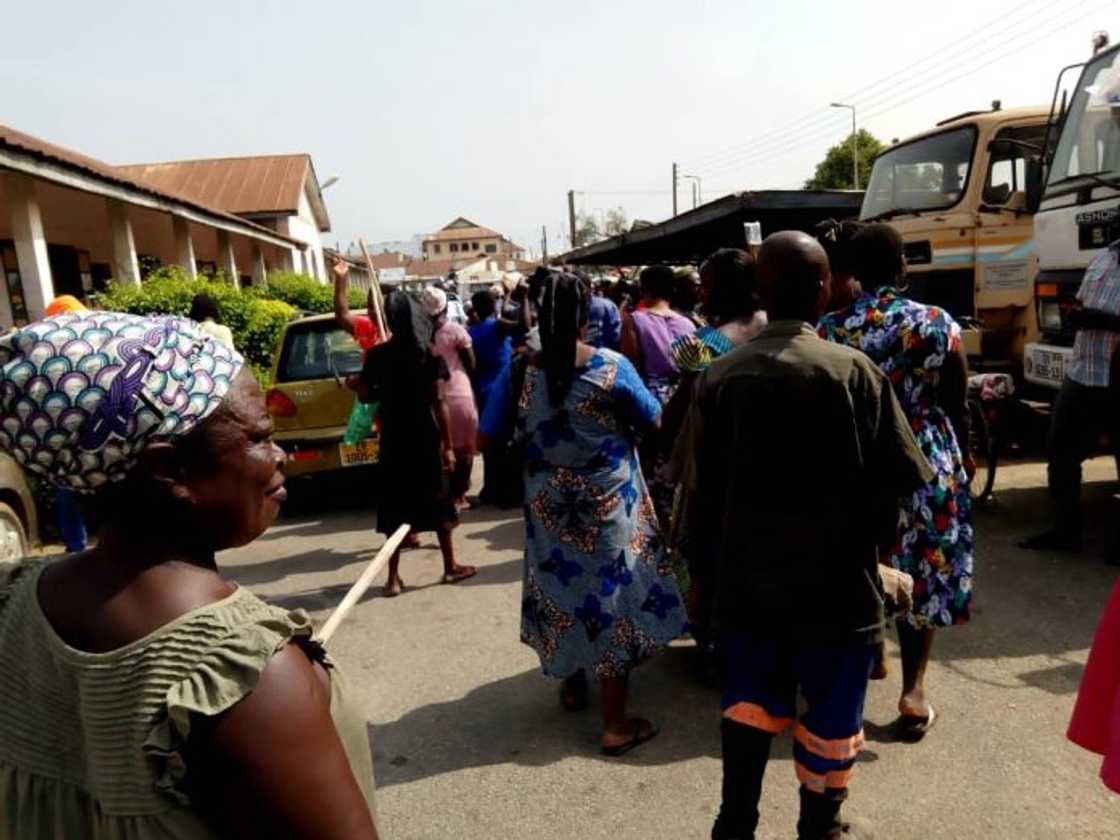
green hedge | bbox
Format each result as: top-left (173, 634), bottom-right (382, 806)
top-left (92, 267), bottom-right (298, 382)
top-left (249, 270), bottom-right (365, 314)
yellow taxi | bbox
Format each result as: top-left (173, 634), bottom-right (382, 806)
top-left (266, 313), bottom-right (379, 477)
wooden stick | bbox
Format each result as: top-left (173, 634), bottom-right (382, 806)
top-left (358, 238), bottom-right (388, 338)
top-left (317, 523), bottom-right (410, 644)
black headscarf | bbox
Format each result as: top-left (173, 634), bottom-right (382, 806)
top-left (538, 270), bottom-right (589, 407)
top-left (386, 290), bottom-right (434, 366)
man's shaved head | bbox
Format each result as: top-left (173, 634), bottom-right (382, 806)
top-left (756, 231), bottom-right (832, 323)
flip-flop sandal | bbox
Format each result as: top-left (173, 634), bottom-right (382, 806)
top-left (601, 721), bottom-right (660, 757)
top-left (442, 566), bottom-right (478, 584)
top-left (898, 704), bottom-right (936, 741)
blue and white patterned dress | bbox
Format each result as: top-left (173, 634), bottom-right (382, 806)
top-left (515, 348), bottom-right (687, 679)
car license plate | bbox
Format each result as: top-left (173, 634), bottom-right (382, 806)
top-left (339, 438), bottom-right (379, 467)
top-left (1024, 343), bottom-right (1072, 389)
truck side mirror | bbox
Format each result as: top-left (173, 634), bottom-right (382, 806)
top-left (1025, 157), bottom-right (1045, 214)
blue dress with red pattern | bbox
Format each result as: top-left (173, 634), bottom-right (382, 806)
top-left (819, 289), bottom-right (974, 629)
top-left (514, 348), bottom-right (687, 679)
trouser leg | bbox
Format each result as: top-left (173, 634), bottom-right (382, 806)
top-left (1047, 379), bottom-right (1096, 536)
top-left (792, 642), bottom-right (876, 840)
top-left (712, 720), bottom-right (772, 840)
top-left (714, 633), bottom-right (795, 840)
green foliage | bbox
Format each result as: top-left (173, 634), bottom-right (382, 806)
top-left (92, 266), bottom-right (297, 379)
top-left (603, 207), bottom-right (629, 237)
top-left (574, 212), bottom-right (601, 248)
top-left (254, 271), bottom-right (365, 314)
top-left (805, 129), bottom-right (886, 190)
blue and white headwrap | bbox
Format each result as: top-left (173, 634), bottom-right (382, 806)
top-left (0, 312), bottom-right (243, 493)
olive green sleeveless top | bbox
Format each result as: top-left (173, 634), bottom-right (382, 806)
top-left (0, 557), bottom-right (377, 839)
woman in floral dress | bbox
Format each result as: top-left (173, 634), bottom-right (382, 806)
top-left (488, 270), bottom-right (687, 756)
top-left (818, 223), bottom-right (973, 739)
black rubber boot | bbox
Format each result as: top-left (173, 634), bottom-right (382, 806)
top-left (710, 720), bottom-right (772, 840)
top-left (796, 786), bottom-right (874, 839)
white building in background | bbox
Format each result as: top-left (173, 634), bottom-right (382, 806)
top-left (0, 123), bottom-right (305, 324)
top-left (117, 154), bottom-right (331, 282)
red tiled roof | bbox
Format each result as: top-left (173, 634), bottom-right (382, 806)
top-left (116, 155), bottom-right (311, 217)
top-left (0, 123), bottom-right (300, 245)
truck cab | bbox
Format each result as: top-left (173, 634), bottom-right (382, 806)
top-left (1025, 42), bottom-right (1120, 390)
top-left (861, 105), bottom-right (1050, 374)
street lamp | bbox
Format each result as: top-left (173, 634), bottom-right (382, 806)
top-left (681, 174), bottom-right (702, 208)
top-left (829, 103), bottom-right (858, 189)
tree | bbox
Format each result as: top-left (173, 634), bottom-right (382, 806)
top-left (804, 129), bottom-right (886, 190)
top-left (603, 207), bottom-right (629, 237)
top-left (574, 212), bottom-right (601, 247)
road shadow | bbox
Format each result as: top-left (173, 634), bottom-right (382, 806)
top-left (369, 645), bottom-right (794, 788)
top-left (462, 517), bottom-right (524, 553)
top-left (224, 546), bottom-right (376, 588)
top-left (256, 514), bottom-right (377, 543)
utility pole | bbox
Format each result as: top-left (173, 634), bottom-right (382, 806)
top-left (567, 190), bottom-right (577, 248)
top-left (541, 225), bottom-right (548, 261)
top-left (830, 102), bottom-right (858, 189)
top-left (672, 162), bottom-right (679, 217)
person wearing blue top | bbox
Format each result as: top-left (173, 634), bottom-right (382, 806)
top-left (585, 286), bottom-right (622, 350)
top-left (482, 269), bottom-right (685, 756)
top-left (469, 287), bottom-right (529, 504)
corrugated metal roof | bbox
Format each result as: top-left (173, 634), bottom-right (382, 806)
top-left (424, 225), bottom-right (504, 243)
top-left (0, 123), bottom-right (301, 246)
top-left (115, 155), bottom-right (311, 216)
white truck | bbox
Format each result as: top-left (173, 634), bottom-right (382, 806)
top-left (1024, 37), bottom-right (1120, 390)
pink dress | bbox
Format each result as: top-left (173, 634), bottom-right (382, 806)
top-left (432, 321), bottom-right (479, 454)
top-left (1068, 579), bottom-right (1120, 793)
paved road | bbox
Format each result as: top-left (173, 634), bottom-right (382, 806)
top-left (221, 458), bottom-right (1120, 839)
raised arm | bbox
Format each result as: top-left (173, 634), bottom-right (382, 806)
top-left (197, 644), bottom-right (378, 839)
top-left (332, 258), bottom-right (358, 337)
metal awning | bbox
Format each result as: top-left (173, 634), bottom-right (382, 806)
top-left (561, 190), bottom-right (863, 266)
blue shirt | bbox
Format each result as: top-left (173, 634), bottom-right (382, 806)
top-left (586, 295), bottom-right (622, 350)
top-left (468, 316), bottom-right (512, 408)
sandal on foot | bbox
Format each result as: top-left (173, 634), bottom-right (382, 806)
top-left (442, 566), bottom-right (477, 584)
top-left (601, 720), bottom-right (660, 757)
top-left (898, 704), bottom-right (936, 741)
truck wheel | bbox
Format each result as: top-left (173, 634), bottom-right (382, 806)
top-left (967, 399), bottom-right (997, 503)
top-left (0, 501), bottom-right (27, 565)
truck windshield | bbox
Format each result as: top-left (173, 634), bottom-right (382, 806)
top-left (1046, 46), bottom-right (1120, 192)
top-left (860, 126), bottom-right (977, 219)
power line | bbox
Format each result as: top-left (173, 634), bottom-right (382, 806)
top-left (692, 0), bottom-right (1109, 184)
top-left (686, 0), bottom-right (1087, 174)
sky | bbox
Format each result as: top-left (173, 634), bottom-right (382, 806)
top-left (2, 0), bottom-right (1115, 258)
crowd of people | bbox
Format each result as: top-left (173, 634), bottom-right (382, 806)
top-left (0, 222), bottom-right (1118, 838)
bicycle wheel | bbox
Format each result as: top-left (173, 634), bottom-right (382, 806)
top-left (967, 398), bottom-right (996, 502)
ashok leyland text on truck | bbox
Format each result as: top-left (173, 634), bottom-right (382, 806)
top-left (1026, 34), bottom-right (1120, 392)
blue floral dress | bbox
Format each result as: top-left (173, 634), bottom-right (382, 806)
top-left (819, 289), bottom-right (974, 629)
top-left (515, 348), bottom-right (688, 679)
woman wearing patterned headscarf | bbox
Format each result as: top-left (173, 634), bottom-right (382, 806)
top-left (0, 312), bottom-right (379, 837)
top-left (358, 291), bottom-right (476, 597)
top-left (482, 269), bottom-right (686, 755)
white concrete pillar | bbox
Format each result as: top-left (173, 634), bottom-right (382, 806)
top-left (172, 216), bottom-right (197, 279)
top-left (251, 243), bottom-right (267, 287)
top-left (5, 173), bottom-right (54, 320)
top-left (216, 230), bottom-right (240, 290)
top-left (105, 198), bottom-right (140, 286)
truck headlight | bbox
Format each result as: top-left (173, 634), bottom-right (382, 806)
top-left (1040, 302), bottom-right (1063, 332)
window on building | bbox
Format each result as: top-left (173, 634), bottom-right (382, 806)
top-left (0, 241), bottom-right (29, 326)
top-left (471, 242), bottom-right (479, 251)
top-left (450, 243), bottom-right (459, 252)
top-left (485, 244), bottom-right (497, 254)
top-left (433, 244), bottom-right (442, 254)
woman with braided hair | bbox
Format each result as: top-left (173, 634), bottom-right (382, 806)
top-left (484, 269), bottom-right (687, 755)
